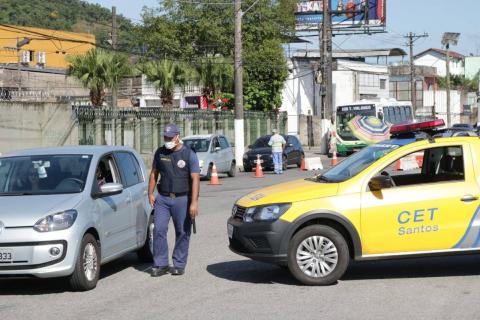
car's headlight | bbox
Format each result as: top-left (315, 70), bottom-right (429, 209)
top-left (244, 203), bottom-right (291, 222)
top-left (34, 210), bottom-right (78, 232)
top-left (199, 159), bottom-right (204, 167)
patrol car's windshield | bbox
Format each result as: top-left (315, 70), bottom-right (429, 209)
top-left (316, 143), bottom-right (400, 183)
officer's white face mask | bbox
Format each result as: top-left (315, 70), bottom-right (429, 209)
top-left (165, 135), bottom-right (178, 150)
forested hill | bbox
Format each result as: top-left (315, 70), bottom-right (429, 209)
top-left (0, 0), bottom-right (138, 52)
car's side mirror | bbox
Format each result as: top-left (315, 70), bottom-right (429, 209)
top-left (287, 143), bottom-right (293, 147)
top-left (214, 147), bottom-right (221, 152)
top-left (368, 175), bottom-right (393, 191)
top-left (93, 183), bottom-right (123, 198)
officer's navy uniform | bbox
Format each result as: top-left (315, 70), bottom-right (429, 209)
top-left (152, 145), bottom-right (200, 270)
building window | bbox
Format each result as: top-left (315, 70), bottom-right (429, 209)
top-left (380, 79), bottom-right (386, 89)
top-left (29, 51), bottom-right (35, 62)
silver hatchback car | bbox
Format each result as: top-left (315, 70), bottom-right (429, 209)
top-left (0, 146), bottom-right (153, 291)
top-left (182, 134), bottom-right (236, 179)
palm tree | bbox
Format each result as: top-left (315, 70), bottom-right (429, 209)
top-left (67, 49), bottom-right (132, 107)
top-left (194, 57), bottom-right (234, 97)
top-left (142, 59), bottom-right (190, 107)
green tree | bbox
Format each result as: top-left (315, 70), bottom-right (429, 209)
top-left (141, 59), bottom-right (190, 107)
top-left (437, 74), bottom-right (479, 92)
top-left (138, 0), bottom-right (296, 110)
top-left (194, 57), bottom-right (234, 97)
top-left (244, 39), bottom-right (288, 111)
top-left (67, 48), bottom-right (132, 107)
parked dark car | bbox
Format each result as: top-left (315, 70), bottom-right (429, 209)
top-left (243, 135), bottom-right (304, 172)
top-left (452, 123), bottom-right (475, 131)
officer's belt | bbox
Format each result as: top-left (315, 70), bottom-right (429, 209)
top-left (159, 192), bottom-right (188, 198)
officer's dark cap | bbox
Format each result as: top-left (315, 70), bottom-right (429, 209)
top-left (164, 123), bottom-right (180, 138)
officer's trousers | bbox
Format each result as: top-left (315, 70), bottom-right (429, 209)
top-left (272, 152), bottom-right (283, 174)
top-left (153, 194), bottom-right (192, 269)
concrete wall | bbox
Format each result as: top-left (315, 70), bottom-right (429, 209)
top-left (0, 101), bottom-right (78, 154)
top-left (423, 90), bottom-right (462, 124)
top-left (0, 67), bottom-right (89, 98)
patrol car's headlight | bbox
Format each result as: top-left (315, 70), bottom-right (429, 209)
top-left (244, 203), bottom-right (291, 222)
top-left (34, 210), bottom-right (78, 232)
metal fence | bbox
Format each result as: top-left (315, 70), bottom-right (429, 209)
top-left (74, 106), bottom-right (287, 155)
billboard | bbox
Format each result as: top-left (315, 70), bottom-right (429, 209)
top-left (295, 0), bottom-right (386, 29)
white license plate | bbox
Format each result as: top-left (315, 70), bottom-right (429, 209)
top-left (0, 249), bottom-right (13, 263)
top-left (227, 224), bottom-right (234, 239)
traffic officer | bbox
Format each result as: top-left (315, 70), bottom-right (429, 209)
top-left (148, 123), bottom-right (200, 277)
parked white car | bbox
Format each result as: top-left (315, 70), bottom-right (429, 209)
top-left (183, 134), bottom-right (236, 179)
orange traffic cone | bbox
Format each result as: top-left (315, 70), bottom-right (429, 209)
top-left (208, 163), bottom-right (221, 185)
top-left (394, 159), bottom-right (402, 171)
top-left (299, 157), bottom-right (306, 171)
top-left (254, 154), bottom-right (265, 178)
top-left (331, 151), bottom-right (338, 166)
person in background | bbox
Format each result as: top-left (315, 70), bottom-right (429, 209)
top-left (268, 128), bottom-right (286, 174)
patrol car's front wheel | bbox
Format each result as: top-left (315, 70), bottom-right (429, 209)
top-left (288, 225), bottom-right (349, 285)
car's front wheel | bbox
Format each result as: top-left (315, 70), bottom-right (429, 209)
top-left (287, 225), bottom-right (349, 285)
top-left (227, 161), bottom-right (236, 177)
top-left (69, 233), bottom-right (100, 291)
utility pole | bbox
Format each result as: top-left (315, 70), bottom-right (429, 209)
top-left (445, 44), bottom-right (451, 126)
top-left (442, 32), bottom-right (460, 127)
top-left (112, 6), bottom-right (118, 145)
top-left (318, 13), bottom-right (323, 118)
top-left (234, 0), bottom-right (245, 169)
top-left (322, 0), bottom-right (333, 121)
top-left (404, 32), bottom-right (428, 116)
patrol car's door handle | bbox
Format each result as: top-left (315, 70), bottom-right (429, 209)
top-left (461, 195), bottom-right (478, 202)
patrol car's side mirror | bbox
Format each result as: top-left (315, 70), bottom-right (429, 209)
top-left (369, 175), bottom-right (393, 191)
top-left (214, 147), bottom-right (221, 152)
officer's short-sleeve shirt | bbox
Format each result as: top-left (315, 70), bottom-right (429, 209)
top-left (153, 146), bottom-right (200, 174)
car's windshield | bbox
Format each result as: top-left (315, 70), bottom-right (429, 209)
top-left (183, 139), bottom-right (210, 152)
top-left (0, 154), bottom-right (92, 195)
top-left (252, 136), bottom-right (272, 148)
top-left (336, 105), bottom-right (375, 141)
top-left (316, 143), bottom-right (400, 182)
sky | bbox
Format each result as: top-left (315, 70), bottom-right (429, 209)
top-left (85, 0), bottom-right (480, 57)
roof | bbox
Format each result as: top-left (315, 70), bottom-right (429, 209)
top-left (414, 48), bottom-right (464, 60)
top-left (293, 48), bottom-right (407, 59)
top-left (1, 146), bottom-right (136, 157)
top-left (183, 134), bottom-right (216, 140)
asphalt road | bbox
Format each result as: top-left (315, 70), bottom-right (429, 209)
top-left (2, 159), bottom-right (480, 320)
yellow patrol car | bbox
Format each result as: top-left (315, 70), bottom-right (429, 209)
top-left (227, 119), bottom-right (480, 285)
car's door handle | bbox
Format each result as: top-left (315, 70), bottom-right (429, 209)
top-left (461, 195), bottom-right (478, 202)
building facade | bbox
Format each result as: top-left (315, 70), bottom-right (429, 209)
top-left (414, 48), bottom-right (464, 77)
top-left (0, 24), bottom-right (95, 69)
top-left (464, 56), bottom-right (480, 80)
top-left (281, 50), bottom-right (400, 136)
